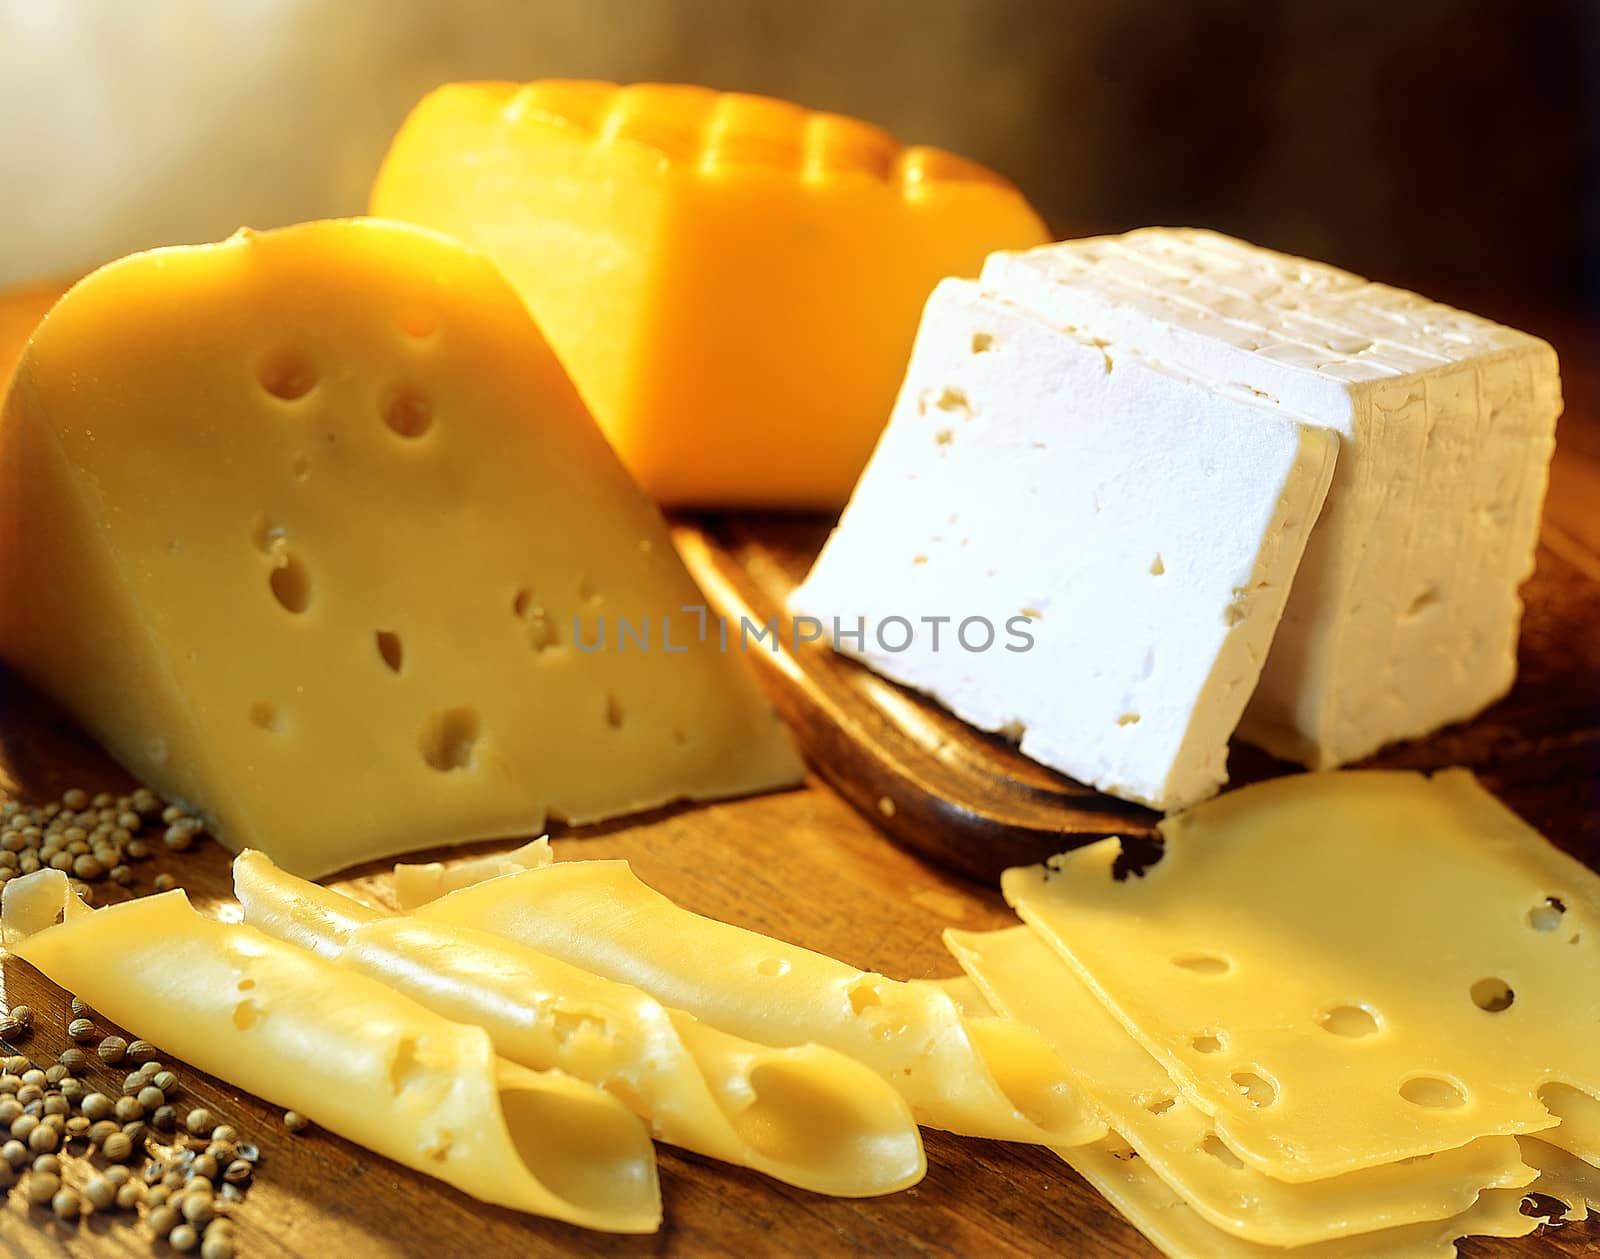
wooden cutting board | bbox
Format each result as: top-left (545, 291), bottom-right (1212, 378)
top-left (0, 287), bottom-right (1595, 1257)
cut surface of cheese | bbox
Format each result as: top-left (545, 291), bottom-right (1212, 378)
top-left (234, 850), bottom-right (926, 1197)
top-left (982, 229), bottom-right (1561, 769)
top-left (946, 925), bottom-right (1535, 1246)
top-left (415, 859), bottom-right (1106, 1146)
top-left (370, 81), bottom-right (1050, 508)
top-left (1003, 769), bottom-right (1600, 1181)
top-left (1, 869), bottom-right (660, 1232)
top-left (0, 219), bottom-right (800, 877)
top-left (1062, 1140), bottom-right (1540, 1259)
top-left (792, 275), bottom-right (1337, 810)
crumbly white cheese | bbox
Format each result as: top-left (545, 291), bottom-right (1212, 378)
top-left (981, 229), bottom-right (1562, 768)
top-left (791, 276), bottom-right (1338, 811)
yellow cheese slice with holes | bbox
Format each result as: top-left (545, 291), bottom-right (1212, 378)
top-left (0, 219), bottom-right (801, 877)
top-left (233, 850), bottom-right (926, 1197)
top-left (1517, 1137), bottom-right (1600, 1222)
top-left (415, 858), bottom-right (1107, 1146)
top-left (1003, 769), bottom-right (1600, 1181)
top-left (393, 837), bottom-right (552, 910)
top-left (1062, 1140), bottom-right (1541, 1259)
top-left (945, 925), bottom-right (1536, 1246)
top-left (0, 869), bottom-right (659, 1232)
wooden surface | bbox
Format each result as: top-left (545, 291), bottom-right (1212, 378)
top-left (0, 289), bottom-right (1596, 1256)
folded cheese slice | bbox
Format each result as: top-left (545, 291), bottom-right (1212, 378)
top-left (1517, 1137), bottom-right (1600, 1223)
top-left (393, 837), bottom-right (552, 910)
top-left (983, 229), bottom-right (1562, 770)
top-left (0, 870), bottom-right (659, 1233)
top-left (1062, 1141), bottom-right (1540, 1259)
top-left (0, 218), bottom-right (801, 878)
top-left (945, 926), bottom-right (1535, 1246)
top-left (415, 858), bottom-right (1107, 1146)
top-left (233, 851), bottom-right (926, 1197)
top-left (1003, 769), bottom-right (1600, 1181)
top-left (791, 275), bottom-right (1337, 811)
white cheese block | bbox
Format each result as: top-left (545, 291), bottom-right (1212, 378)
top-left (981, 229), bottom-right (1562, 768)
top-left (791, 276), bottom-right (1338, 811)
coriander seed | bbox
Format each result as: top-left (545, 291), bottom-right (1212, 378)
top-left (170, 1222), bottom-right (200, 1252)
top-left (19, 1068), bottom-right (44, 1088)
top-left (153, 874), bottom-right (177, 892)
top-left (58, 1048), bottom-right (87, 1073)
top-left (81, 1091), bottom-right (113, 1120)
top-left (88, 1119), bottom-right (118, 1146)
top-left (181, 1191), bottom-right (213, 1223)
top-left (153, 1104), bottom-right (177, 1131)
top-left (191, 1153), bottom-right (219, 1180)
top-left (127, 1039), bottom-right (158, 1062)
top-left (31, 1153), bottom-right (59, 1175)
top-left (184, 1107), bottom-right (214, 1135)
top-left (149, 1202), bottom-right (181, 1237)
top-left (27, 1123), bottom-right (58, 1153)
top-left (222, 1158), bottom-right (251, 1184)
top-left (283, 1108), bottom-right (309, 1133)
top-left (116, 1180), bottom-right (143, 1210)
top-left (1, 1139), bottom-right (26, 1168)
top-left (98, 1034), bottom-right (128, 1064)
top-left (85, 1175), bottom-right (116, 1210)
top-left (51, 1185), bottom-right (81, 1220)
top-left (138, 1085), bottom-right (165, 1110)
top-left (102, 1130), bottom-right (134, 1162)
top-left (114, 1095), bottom-right (143, 1122)
top-left (26, 1169), bottom-right (59, 1205)
top-left (44, 1064), bottom-right (68, 1085)
top-left (67, 1017), bottom-right (95, 1042)
top-left (10, 1113), bottom-right (37, 1140)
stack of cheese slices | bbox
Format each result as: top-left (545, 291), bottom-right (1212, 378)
top-left (947, 768), bottom-right (1600, 1257)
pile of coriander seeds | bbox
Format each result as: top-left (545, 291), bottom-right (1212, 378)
top-left (0, 784), bottom-right (211, 903)
top-left (0, 999), bottom-right (261, 1256)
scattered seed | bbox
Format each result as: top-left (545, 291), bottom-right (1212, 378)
top-left (114, 1095), bottom-right (143, 1122)
top-left (222, 1158), bottom-right (252, 1184)
top-left (15, 1083), bottom-right (41, 1104)
top-left (98, 1035), bottom-right (128, 1064)
top-left (64, 1114), bottom-right (90, 1137)
top-left (67, 1018), bottom-right (95, 1043)
top-left (153, 1104), bottom-right (177, 1131)
top-left (42, 1092), bottom-right (70, 1116)
top-left (154, 874), bottom-right (177, 892)
top-left (88, 1120), bottom-right (118, 1146)
top-left (2, 1139), bottom-right (26, 1168)
top-left (283, 1109), bottom-right (309, 1133)
top-left (81, 1091), bottom-right (113, 1120)
top-left (57, 1047), bottom-right (88, 1074)
top-left (51, 1185), bottom-right (81, 1219)
top-left (127, 1039), bottom-right (158, 1063)
top-left (2, 1055), bottom-right (25, 1074)
top-left (31, 1153), bottom-right (59, 1175)
top-left (116, 1180), bottom-right (143, 1210)
top-left (185, 1108), bottom-right (214, 1135)
top-left (181, 1191), bottom-right (214, 1223)
top-left (201, 1231), bottom-right (236, 1259)
top-left (27, 1169), bottom-right (59, 1205)
top-left (191, 1153), bottom-right (219, 1180)
top-left (11, 1113), bottom-right (38, 1140)
top-left (170, 1222), bottom-right (200, 1252)
top-left (148, 1202), bottom-right (181, 1236)
top-left (102, 1130), bottom-right (134, 1162)
top-left (27, 1122), bottom-right (58, 1153)
top-left (85, 1175), bottom-right (116, 1210)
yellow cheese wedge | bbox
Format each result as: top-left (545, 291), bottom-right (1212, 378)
top-left (393, 837), bottom-right (552, 910)
top-left (0, 279), bottom-right (65, 387)
top-left (0, 870), bottom-right (659, 1233)
top-left (1062, 1140), bottom-right (1541, 1259)
top-left (1003, 769), bottom-right (1600, 1181)
top-left (233, 850), bottom-right (926, 1197)
top-left (0, 219), bottom-right (801, 877)
top-left (370, 81), bottom-right (1050, 508)
top-left (413, 858), bottom-right (1106, 1146)
top-left (946, 926), bottom-right (1535, 1246)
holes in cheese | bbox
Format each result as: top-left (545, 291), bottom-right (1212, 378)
top-left (410, 857), bottom-right (1105, 1147)
top-left (0, 219), bottom-right (801, 876)
top-left (1001, 769), bottom-right (1600, 1181)
top-left (232, 851), bottom-right (925, 1198)
top-left (944, 925), bottom-right (1539, 1248)
top-left (370, 80), bottom-right (1050, 508)
top-left (1, 868), bottom-right (661, 1233)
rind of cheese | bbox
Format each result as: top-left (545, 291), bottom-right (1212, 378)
top-left (1063, 1140), bottom-right (1540, 1259)
top-left (371, 81), bottom-right (1050, 508)
top-left (0, 870), bottom-right (660, 1233)
top-left (233, 851), bottom-right (926, 1197)
top-left (791, 277), bottom-right (1338, 811)
top-left (393, 837), bottom-right (552, 910)
top-left (1003, 769), bottom-right (1600, 1181)
top-left (415, 859), bottom-right (1107, 1146)
top-left (982, 229), bottom-right (1562, 770)
top-left (0, 218), bottom-right (800, 877)
top-left (946, 926), bottom-right (1536, 1246)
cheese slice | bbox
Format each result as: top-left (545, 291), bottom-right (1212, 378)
top-left (393, 837), bottom-right (552, 910)
top-left (792, 276), bottom-right (1338, 810)
top-left (370, 80), bottom-right (1049, 508)
top-left (982, 229), bottom-right (1562, 769)
top-left (0, 869), bottom-right (660, 1233)
top-left (1062, 1141), bottom-right (1540, 1259)
top-left (233, 850), bottom-right (926, 1197)
top-left (414, 858), bottom-right (1107, 1146)
top-left (946, 925), bottom-right (1535, 1246)
top-left (1518, 1137), bottom-right (1600, 1222)
top-left (0, 219), bottom-right (800, 877)
top-left (1003, 769), bottom-right (1600, 1181)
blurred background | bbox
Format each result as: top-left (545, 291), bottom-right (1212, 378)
top-left (0, 0), bottom-right (1594, 315)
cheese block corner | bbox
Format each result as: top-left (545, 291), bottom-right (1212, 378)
top-left (370, 80), bottom-right (1050, 508)
top-left (792, 274), bottom-right (1338, 811)
top-left (0, 218), bottom-right (801, 877)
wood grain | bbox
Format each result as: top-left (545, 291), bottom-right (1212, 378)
top-left (0, 284), bottom-right (1595, 1256)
